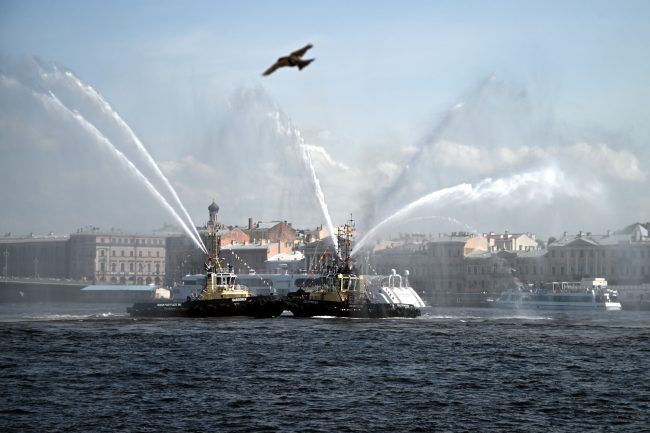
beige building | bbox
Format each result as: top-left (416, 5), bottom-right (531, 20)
top-left (68, 229), bottom-right (166, 284)
top-left (485, 231), bottom-right (540, 252)
top-left (546, 224), bottom-right (650, 285)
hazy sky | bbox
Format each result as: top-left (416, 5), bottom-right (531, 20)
top-left (1, 0), bottom-right (649, 241)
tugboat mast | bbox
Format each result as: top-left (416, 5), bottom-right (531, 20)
top-left (337, 214), bottom-right (355, 273)
top-left (207, 220), bottom-right (224, 273)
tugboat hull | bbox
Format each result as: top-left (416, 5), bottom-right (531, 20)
top-left (284, 294), bottom-right (420, 318)
top-left (128, 295), bottom-right (285, 318)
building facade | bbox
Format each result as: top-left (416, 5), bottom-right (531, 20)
top-left (68, 229), bottom-right (166, 284)
top-left (0, 234), bottom-right (70, 279)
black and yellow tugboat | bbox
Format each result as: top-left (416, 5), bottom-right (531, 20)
top-left (127, 232), bottom-right (285, 318)
top-left (284, 219), bottom-right (420, 318)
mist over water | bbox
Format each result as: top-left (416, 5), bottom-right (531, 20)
top-left (43, 88), bottom-right (206, 253)
top-left (53, 68), bottom-right (207, 253)
top-left (1, 58), bottom-right (648, 243)
top-left (0, 62), bottom-right (206, 252)
top-left (270, 111), bottom-right (338, 253)
top-left (353, 168), bottom-right (573, 255)
top-left (356, 76), bottom-right (649, 243)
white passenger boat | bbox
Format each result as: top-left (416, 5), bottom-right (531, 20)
top-left (494, 279), bottom-right (621, 310)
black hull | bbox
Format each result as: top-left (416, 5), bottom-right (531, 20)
top-left (284, 294), bottom-right (420, 318)
top-left (127, 295), bottom-right (285, 318)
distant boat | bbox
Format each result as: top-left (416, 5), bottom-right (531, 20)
top-left (493, 278), bottom-right (621, 310)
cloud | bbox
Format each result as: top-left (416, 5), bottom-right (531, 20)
top-left (366, 78), bottom-right (650, 237)
top-left (565, 142), bottom-right (646, 182)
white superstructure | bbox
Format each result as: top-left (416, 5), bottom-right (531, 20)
top-left (362, 270), bottom-right (428, 308)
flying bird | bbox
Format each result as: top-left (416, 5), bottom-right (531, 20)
top-left (262, 44), bottom-right (315, 76)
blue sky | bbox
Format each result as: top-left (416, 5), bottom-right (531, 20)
top-left (1, 1), bottom-right (649, 237)
top-left (3, 0), bottom-right (648, 148)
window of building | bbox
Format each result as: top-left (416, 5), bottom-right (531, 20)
top-left (120, 263), bottom-right (125, 272)
top-left (111, 263), bottom-right (116, 272)
top-left (121, 251), bottom-right (124, 257)
top-left (100, 250), bottom-right (105, 257)
top-left (130, 263), bottom-right (134, 272)
top-left (112, 250), bottom-right (116, 257)
top-left (100, 262), bottom-right (105, 272)
top-left (139, 251), bottom-right (142, 257)
top-left (139, 264), bottom-right (143, 272)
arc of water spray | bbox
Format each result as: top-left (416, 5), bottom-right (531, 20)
top-left (353, 168), bottom-right (563, 256)
top-left (353, 183), bottom-right (473, 255)
top-left (39, 90), bottom-right (208, 254)
top-left (401, 215), bottom-right (478, 234)
top-left (270, 111), bottom-right (339, 255)
top-left (375, 76), bottom-right (496, 210)
top-left (54, 68), bottom-right (207, 253)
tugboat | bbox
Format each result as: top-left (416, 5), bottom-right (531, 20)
top-left (127, 231), bottom-right (285, 318)
top-left (284, 218), bottom-right (421, 318)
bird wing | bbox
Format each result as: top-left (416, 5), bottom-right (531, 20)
top-left (262, 57), bottom-right (290, 76)
top-left (290, 44), bottom-right (313, 58)
top-left (262, 62), bottom-right (281, 76)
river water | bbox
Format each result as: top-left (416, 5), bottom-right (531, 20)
top-left (1, 303), bottom-right (649, 432)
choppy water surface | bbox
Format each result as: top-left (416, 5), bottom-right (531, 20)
top-left (1, 303), bottom-right (649, 432)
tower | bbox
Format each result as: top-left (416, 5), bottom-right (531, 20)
top-left (208, 201), bottom-right (220, 228)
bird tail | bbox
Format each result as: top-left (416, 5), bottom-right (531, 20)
top-left (297, 59), bottom-right (314, 70)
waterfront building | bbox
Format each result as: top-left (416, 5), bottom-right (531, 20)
top-left (484, 231), bottom-right (540, 252)
top-left (68, 228), bottom-right (166, 284)
top-left (546, 224), bottom-right (650, 285)
top-left (244, 219), bottom-right (297, 244)
top-left (0, 229), bottom-right (166, 285)
top-left (0, 233), bottom-right (70, 279)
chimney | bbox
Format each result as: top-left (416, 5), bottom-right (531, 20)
top-left (248, 218), bottom-right (253, 230)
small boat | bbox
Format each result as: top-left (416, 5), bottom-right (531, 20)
top-left (493, 279), bottom-right (621, 310)
top-left (284, 219), bottom-right (421, 318)
top-left (128, 232), bottom-right (285, 318)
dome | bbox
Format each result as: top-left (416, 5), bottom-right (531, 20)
top-left (208, 201), bottom-right (220, 213)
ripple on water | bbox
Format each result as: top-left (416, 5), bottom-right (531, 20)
top-left (1, 306), bottom-right (649, 432)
